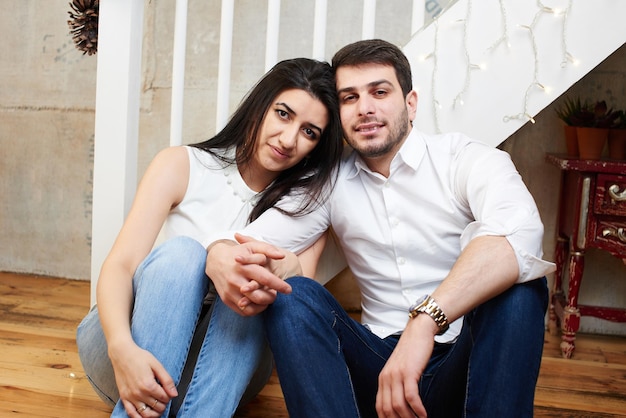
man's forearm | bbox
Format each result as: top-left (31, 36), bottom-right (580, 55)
top-left (429, 235), bottom-right (519, 325)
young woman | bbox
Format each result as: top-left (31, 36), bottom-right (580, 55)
top-left (76, 58), bottom-right (343, 418)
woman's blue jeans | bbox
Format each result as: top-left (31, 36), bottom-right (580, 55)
top-left (263, 276), bottom-right (548, 418)
top-left (76, 236), bottom-right (272, 417)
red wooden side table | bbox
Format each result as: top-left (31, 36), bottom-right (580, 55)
top-left (546, 154), bottom-right (626, 358)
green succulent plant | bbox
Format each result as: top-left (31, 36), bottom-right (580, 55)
top-left (555, 96), bottom-right (586, 126)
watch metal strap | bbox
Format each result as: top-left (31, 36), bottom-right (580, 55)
top-left (408, 295), bottom-right (449, 335)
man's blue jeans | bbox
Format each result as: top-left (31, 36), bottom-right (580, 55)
top-left (76, 236), bottom-right (272, 417)
top-left (263, 276), bottom-right (548, 418)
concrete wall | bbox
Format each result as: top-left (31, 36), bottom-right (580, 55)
top-left (1, 1), bottom-right (97, 279)
top-left (1, 1), bottom-right (624, 335)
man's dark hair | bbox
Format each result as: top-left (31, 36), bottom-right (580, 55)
top-left (331, 39), bottom-right (413, 97)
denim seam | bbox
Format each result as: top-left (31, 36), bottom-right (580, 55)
top-left (418, 342), bottom-right (462, 400)
top-left (86, 373), bottom-right (116, 407)
top-left (332, 311), bottom-right (365, 417)
top-left (462, 315), bottom-right (477, 418)
top-left (333, 312), bottom-right (389, 363)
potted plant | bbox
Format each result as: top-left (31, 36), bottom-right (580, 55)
top-left (554, 97), bottom-right (585, 157)
top-left (569, 100), bottom-right (620, 128)
top-left (569, 100), bottom-right (620, 160)
top-left (608, 109), bottom-right (626, 160)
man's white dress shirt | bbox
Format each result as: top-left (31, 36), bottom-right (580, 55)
top-left (215, 128), bottom-right (555, 342)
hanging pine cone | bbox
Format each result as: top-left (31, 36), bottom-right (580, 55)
top-left (67, 0), bottom-right (99, 56)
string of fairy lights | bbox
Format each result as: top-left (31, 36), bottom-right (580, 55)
top-left (422, 0), bottom-right (575, 133)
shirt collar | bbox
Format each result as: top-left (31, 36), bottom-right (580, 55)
top-left (345, 126), bottom-right (426, 179)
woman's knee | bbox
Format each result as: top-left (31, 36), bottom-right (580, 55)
top-left (150, 236), bottom-right (206, 269)
top-left (134, 236), bottom-right (208, 291)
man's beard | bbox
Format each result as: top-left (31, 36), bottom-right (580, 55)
top-left (345, 106), bottom-right (410, 158)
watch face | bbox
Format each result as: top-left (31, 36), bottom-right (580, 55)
top-left (409, 294), bottom-right (429, 311)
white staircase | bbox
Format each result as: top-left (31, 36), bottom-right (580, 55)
top-left (406, 0), bottom-right (626, 146)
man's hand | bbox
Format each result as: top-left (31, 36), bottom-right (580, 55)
top-left (234, 233), bottom-right (302, 280)
top-left (376, 315), bottom-right (438, 418)
top-left (205, 235), bottom-right (293, 315)
top-left (232, 233), bottom-right (303, 313)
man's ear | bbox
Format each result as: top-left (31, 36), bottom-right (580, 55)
top-left (406, 90), bottom-right (418, 122)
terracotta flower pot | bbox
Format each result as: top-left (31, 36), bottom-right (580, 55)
top-left (563, 125), bottom-right (578, 157)
top-left (576, 127), bottom-right (608, 160)
top-left (608, 129), bottom-right (626, 160)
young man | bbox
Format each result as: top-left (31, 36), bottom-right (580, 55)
top-left (206, 39), bottom-right (555, 418)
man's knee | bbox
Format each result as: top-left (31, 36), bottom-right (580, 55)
top-left (266, 276), bottom-right (316, 314)
top-left (285, 275), bottom-right (320, 289)
top-left (264, 276), bottom-right (329, 330)
top-left (506, 277), bottom-right (549, 317)
top-left (471, 277), bottom-right (548, 335)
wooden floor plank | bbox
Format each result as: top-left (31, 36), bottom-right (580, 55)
top-left (534, 386), bottom-right (626, 415)
top-left (537, 357), bottom-right (626, 392)
top-left (0, 386), bottom-right (111, 418)
top-left (2, 271), bottom-right (626, 417)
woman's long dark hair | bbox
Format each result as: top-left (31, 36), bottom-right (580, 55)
top-left (190, 58), bottom-right (343, 222)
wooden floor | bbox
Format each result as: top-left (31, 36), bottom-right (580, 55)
top-left (1, 271), bottom-right (625, 417)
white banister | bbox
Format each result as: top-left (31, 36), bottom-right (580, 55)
top-left (170, 0), bottom-right (188, 147)
top-left (90, 0), bottom-right (144, 306)
top-left (412, 0), bottom-right (425, 35)
top-left (265, 0), bottom-right (281, 71)
top-left (216, 0), bottom-right (235, 131)
top-left (362, 0), bottom-right (376, 39)
top-left (312, 0), bottom-right (327, 61)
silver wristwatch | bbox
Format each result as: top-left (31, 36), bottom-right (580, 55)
top-left (408, 295), bottom-right (449, 335)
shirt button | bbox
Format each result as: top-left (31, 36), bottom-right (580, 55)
top-left (397, 257), bottom-right (406, 265)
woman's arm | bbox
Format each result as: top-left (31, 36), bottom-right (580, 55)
top-left (96, 146), bottom-right (189, 415)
